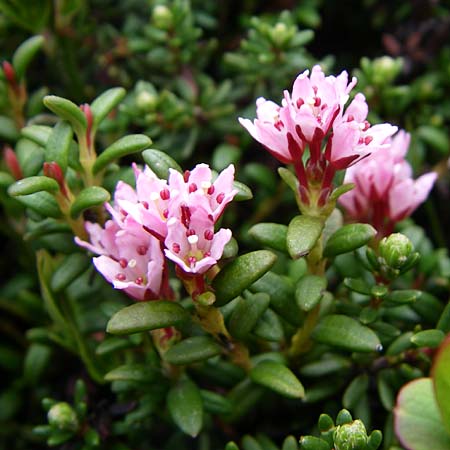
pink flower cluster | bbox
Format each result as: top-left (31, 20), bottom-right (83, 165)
top-left (339, 130), bottom-right (437, 236)
top-left (239, 65), bottom-right (398, 206)
top-left (76, 164), bottom-right (237, 300)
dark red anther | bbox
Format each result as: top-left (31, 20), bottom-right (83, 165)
top-left (180, 204), bottom-right (191, 228)
top-left (364, 136), bottom-right (373, 145)
top-left (204, 229), bottom-right (214, 240)
top-left (216, 192), bottom-right (225, 204)
top-left (189, 183), bottom-right (197, 193)
top-left (135, 277), bottom-right (144, 285)
top-left (186, 228), bottom-right (196, 237)
top-left (363, 120), bottom-right (370, 132)
top-left (43, 161), bottom-right (68, 197)
top-left (183, 170), bottom-right (190, 182)
top-left (296, 98), bottom-right (304, 109)
top-left (119, 258), bottom-right (128, 268)
top-left (314, 97), bottom-right (321, 107)
top-left (312, 85), bottom-right (318, 94)
top-left (160, 188), bottom-right (170, 200)
top-left (188, 256), bottom-right (197, 266)
top-left (274, 120), bottom-right (284, 131)
top-left (172, 243), bottom-right (181, 254)
top-left (116, 273), bottom-right (126, 281)
top-left (3, 146), bottom-right (22, 180)
top-left (207, 185), bottom-right (215, 195)
top-left (136, 245), bottom-right (148, 255)
top-left (141, 201), bottom-right (149, 209)
top-left (347, 114), bottom-right (354, 122)
top-left (163, 208), bottom-right (169, 218)
top-left (204, 251), bottom-right (211, 257)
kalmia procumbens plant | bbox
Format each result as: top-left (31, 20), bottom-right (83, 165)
top-left (1, 3), bottom-right (449, 450)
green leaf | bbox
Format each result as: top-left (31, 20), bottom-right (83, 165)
top-left (329, 183), bottom-right (355, 202)
top-left (241, 435), bottom-right (264, 450)
top-left (250, 361), bottom-right (305, 399)
top-left (44, 96), bottom-right (86, 134)
top-left (343, 277), bottom-right (372, 296)
top-left (432, 335), bottom-right (450, 433)
top-left (312, 315), bottom-right (382, 353)
top-left (233, 180), bottom-right (253, 201)
top-left (200, 389), bottom-right (232, 415)
top-left (411, 329), bottom-right (445, 348)
top-left (282, 436), bottom-right (299, 450)
top-left (417, 125), bottom-right (449, 155)
top-left (437, 302), bottom-right (450, 333)
top-left (8, 176), bottom-right (59, 196)
top-left (106, 300), bottom-right (190, 335)
top-left (45, 121), bottom-right (72, 173)
top-left (295, 275), bottom-right (327, 312)
top-left (229, 293), bottom-right (270, 339)
top-left (278, 167), bottom-right (298, 193)
top-left (104, 363), bottom-right (158, 382)
top-left (21, 124), bottom-right (51, 147)
top-left (24, 343), bottom-right (51, 385)
top-left (323, 223), bottom-right (376, 257)
top-left (287, 215), bottom-right (324, 259)
top-left (12, 35), bottom-right (44, 80)
top-left (167, 379), bottom-right (203, 437)
top-left (92, 134), bottom-right (152, 175)
top-left (248, 222), bottom-right (288, 253)
top-left (142, 148), bottom-right (182, 179)
top-left (0, 116), bottom-right (20, 142)
top-left (50, 253), bottom-right (90, 293)
top-left (15, 191), bottom-right (61, 217)
top-left (90, 87), bottom-right (126, 127)
top-left (342, 374), bottom-right (369, 410)
top-left (394, 378), bottom-right (450, 450)
top-left (164, 336), bottom-right (221, 365)
top-left (70, 186), bottom-right (110, 219)
top-left (384, 289), bottom-right (421, 305)
top-left (253, 308), bottom-right (284, 342)
top-left (299, 436), bottom-right (330, 450)
top-left (213, 250), bottom-right (277, 306)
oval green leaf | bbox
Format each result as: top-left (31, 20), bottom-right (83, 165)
top-left (106, 300), bottom-right (190, 335)
top-left (323, 223), bottom-right (376, 258)
top-left (248, 222), bottom-right (288, 253)
top-left (213, 250), bottom-right (277, 306)
top-left (104, 363), bottom-right (158, 382)
top-left (250, 361), bottom-right (305, 399)
top-left (8, 176), bottom-right (59, 196)
top-left (50, 253), bottom-right (90, 293)
top-left (312, 315), bottom-right (382, 353)
top-left (70, 186), bottom-right (110, 219)
top-left (394, 378), bottom-right (450, 450)
top-left (287, 215), bottom-right (324, 259)
top-left (142, 148), bottom-right (182, 179)
top-left (167, 379), bottom-right (203, 437)
top-left (233, 180), bottom-right (253, 201)
top-left (90, 87), bottom-right (126, 127)
top-left (45, 121), bottom-right (72, 173)
top-left (164, 336), bottom-right (221, 365)
top-left (432, 335), bottom-right (450, 434)
top-left (12, 35), bottom-right (45, 80)
top-left (15, 191), bottom-right (61, 218)
top-left (411, 329), bottom-right (445, 348)
top-left (295, 275), bottom-right (327, 312)
top-left (92, 134), bottom-right (152, 175)
top-left (44, 96), bottom-right (86, 134)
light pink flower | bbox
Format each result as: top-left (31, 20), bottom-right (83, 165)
top-left (167, 163), bottom-right (238, 222)
top-left (339, 130), bottom-right (437, 234)
top-left (76, 219), bottom-right (165, 301)
top-left (164, 205), bottom-right (232, 274)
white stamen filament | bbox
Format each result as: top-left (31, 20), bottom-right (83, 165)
top-left (128, 259), bottom-right (137, 268)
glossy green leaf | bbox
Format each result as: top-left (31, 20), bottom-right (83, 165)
top-left (323, 224), bottom-right (376, 257)
top-left (386, 331), bottom-right (414, 356)
top-left (12, 35), bottom-right (44, 80)
top-left (299, 435), bottom-right (330, 450)
top-left (200, 389), bottom-right (232, 415)
top-left (164, 336), bottom-right (221, 365)
top-left (0, 115), bottom-right (20, 142)
top-left (432, 335), bottom-right (450, 434)
top-left (343, 277), bottom-right (372, 296)
top-left (24, 343), bottom-right (51, 385)
top-left (312, 315), bottom-right (382, 353)
top-left (329, 183), bottom-right (355, 202)
top-left (385, 290), bottom-right (421, 305)
top-left (104, 363), bottom-right (157, 382)
top-left (242, 435), bottom-right (263, 450)
top-left (282, 436), bottom-right (299, 450)
top-left (44, 96), bottom-right (87, 134)
top-left (250, 361), bottom-right (305, 399)
top-left (229, 293), bottom-right (270, 339)
top-left (142, 148), bottom-right (182, 179)
top-left (21, 125), bottom-right (51, 147)
top-left (90, 87), bottom-right (126, 127)
top-left (8, 176), bottom-right (59, 196)
top-left (167, 379), bottom-right (203, 437)
top-left (253, 308), bottom-right (284, 342)
top-left (342, 374), bottom-right (369, 410)
top-left (278, 167), bottom-right (298, 193)
top-left (213, 250), bottom-right (277, 306)
top-left (45, 121), bottom-right (72, 173)
top-left (233, 180), bottom-right (253, 201)
top-left (248, 222), bottom-right (288, 253)
top-left (50, 253), bottom-right (90, 292)
top-left (411, 329), bottom-right (445, 348)
top-left (15, 191), bottom-right (61, 217)
top-left (92, 134), bottom-right (152, 174)
top-left (287, 215), bottom-right (324, 259)
top-left (295, 275), bottom-right (327, 312)
top-left (70, 186), bottom-right (110, 218)
top-left (106, 300), bottom-right (190, 335)
top-left (437, 302), bottom-right (450, 333)
top-left (394, 378), bottom-right (450, 450)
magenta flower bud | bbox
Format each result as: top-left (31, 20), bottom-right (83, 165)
top-left (3, 146), bottom-right (23, 180)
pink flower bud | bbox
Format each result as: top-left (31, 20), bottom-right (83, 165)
top-left (3, 146), bottom-right (23, 180)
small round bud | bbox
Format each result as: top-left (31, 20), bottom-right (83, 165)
top-left (136, 91), bottom-right (158, 111)
top-left (47, 402), bottom-right (79, 432)
top-left (378, 233), bottom-right (414, 269)
top-left (152, 5), bottom-right (173, 29)
top-left (334, 420), bottom-right (368, 450)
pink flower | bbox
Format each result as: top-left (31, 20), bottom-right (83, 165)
top-left (238, 98), bottom-right (302, 164)
top-left (339, 130), bottom-right (437, 234)
top-left (167, 163), bottom-right (238, 222)
top-left (326, 94), bottom-right (398, 169)
top-left (164, 205), bottom-right (232, 274)
top-left (75, 219), bottom-right (165, 301)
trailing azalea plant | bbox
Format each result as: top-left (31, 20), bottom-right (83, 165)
top-left (1, 3), bottom-right (450, 450)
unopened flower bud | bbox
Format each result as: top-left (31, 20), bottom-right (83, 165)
top-left (152, 5), bottom-right (173, 29)
top-left (372, 56), bottom-right (402, 84)
top-left (47, 402), bottom-right (79, 432)
top-left (334, 419), bottom-right (368, 450)
top-left (3, 146), bottom-right (23, 180)
top-left (136, 91), bottom-right (158, 111)
top-left (378, 233), bottom-right (414, 269)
